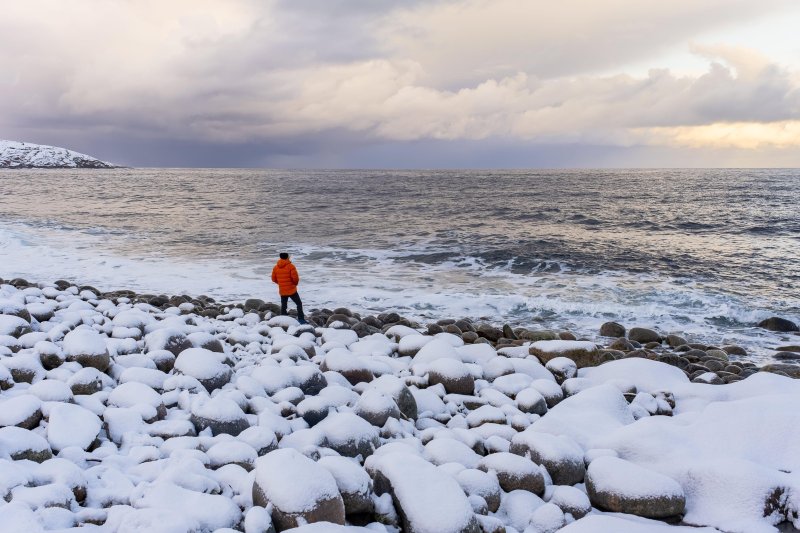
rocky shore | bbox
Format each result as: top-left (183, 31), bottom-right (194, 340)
top-left (1, 277), bottom-right (799, 532)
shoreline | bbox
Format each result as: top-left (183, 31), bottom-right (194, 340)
top-left (2, 276), bottom-right (800, 531)
top-left (4, 276), bottom-right (799, 379)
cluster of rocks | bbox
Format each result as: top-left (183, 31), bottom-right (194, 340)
top-left (1, 278), bottom-right (799, 532)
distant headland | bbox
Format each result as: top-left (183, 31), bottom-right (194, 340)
top-left (0, 140), bottom-right (122, 169)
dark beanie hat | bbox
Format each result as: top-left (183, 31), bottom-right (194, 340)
top-left (279, 252), bottom-right (289, 259)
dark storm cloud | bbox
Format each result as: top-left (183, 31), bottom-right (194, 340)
top-left (2, 0), bottom-right (800, 167)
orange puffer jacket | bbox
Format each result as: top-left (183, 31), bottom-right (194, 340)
top-left (271, 259), bottom-right (300, 296)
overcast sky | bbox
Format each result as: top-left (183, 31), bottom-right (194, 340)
top-left (2, 0), bottom-right (800, 168)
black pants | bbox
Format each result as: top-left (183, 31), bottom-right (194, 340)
top-left (280, 292), bottom-right (304, 321)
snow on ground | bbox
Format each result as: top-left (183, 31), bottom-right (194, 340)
top-left (0, 280), bottom-right (799, 532)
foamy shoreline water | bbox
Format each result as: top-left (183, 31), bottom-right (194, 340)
top-left (2, 217), bottom-right (798, 362)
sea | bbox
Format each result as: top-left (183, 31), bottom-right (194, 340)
top-left (1, 168), bottom-right (798, 361)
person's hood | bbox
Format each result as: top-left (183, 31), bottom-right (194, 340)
top-left (276, 258), bottom-right (292, 268)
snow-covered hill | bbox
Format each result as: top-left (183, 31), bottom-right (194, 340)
top-left (0, 140), bottom-right (120, 168)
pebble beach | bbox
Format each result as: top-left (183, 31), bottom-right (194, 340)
top-left (1, 277), bottom-right (800, 532)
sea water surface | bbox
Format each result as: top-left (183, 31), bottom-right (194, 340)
top-left (1, 168), bottom-right (798, 360)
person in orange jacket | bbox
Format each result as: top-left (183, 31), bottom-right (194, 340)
top-left (271, 252), bottom-right (306, 323)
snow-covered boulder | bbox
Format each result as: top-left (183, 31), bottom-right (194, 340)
top-left (129, 481), bottom-right (243, 531)
top-left (427, 358), bottom-right (474, 395)
top-left (423, 438), bottom-right (481, 469)
top-left (207, 441), bottom-right (258, 471)
top-left (174, 348), bottom-right (232, 392)
top-left (318, 456), bottom-right (374, 515)
top-left (321, 349), bottom-right (374, 385)
top-left (548, 485), bottom-right (591, 520)
top-left (354, 388), bottom-right (401, 427)
top-left (455, 468), bottom-right (502, 513)
top-left (190, 396), bottom-right (249, 436)
top-left (510, 429), bottom-right (585, 486)
top-left (62, 327), bottom-right (110, 371)
top-left (0, 364), bottom-right (13, 390)
top-left (0, 426), bottom-right (52, 462)
top-left (0, 395), bottom-right (43, 430)
top-left (47, 403), bottom-right (102, 452)
top-left (108, 382), bottom-right (166, 421)
top-left (545, 356), bottom-right (578, 384)
top-left (370, 375), bottom-right (418, 420)
top-left (585, 456), bottom-right (685, 518)
top-left (366, 451), bottom-right (480, 533)
top-left (479, 452), bottom-right (545, 495)
top-left (253, 449), bottom-right (346, 531)
top-left (0, 315), bottom-right (32, 337)
top-left (35, 340), bottom-right (65, 370)
top-left (67, 367), bottom-right (112, 395)
top-left (316, 412), bottom-right (380, 458)
top-left (145, 328), bottom-right (192, 357)
top-left (515, 387), bottom-right (548, 415)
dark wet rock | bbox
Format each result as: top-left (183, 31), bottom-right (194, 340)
top-left (665, 334), bottom-right (688, 348)
top-left (657, 354), bottom-right (689, 369)
top-left (501, 324), bottom-right (518, 340)
top-left (622, 349), bottom-right (654, 360)
top-left (476, 324), bottom-right (503, 343)
top-left (518, 330), bottom-right (559, 342)
top-left (378, 312), bottom-right (401, 324)
top-left (761, 364), bottom-right (800, 379)
top-left (774, 351), bottom-right (800, 361)
top-left (608, 338), bottom-right (634, 351)
top-left (705, 349), bottom-right (729, 361)
top-left (704, 359), bottom-right (725, 372)
top-left (352, 321), bottom-right (380, 338)
top-left (558, 331), bottom-right (577, 341)
top-left (444, 324), bottom-right (463, 335)
top-left (599, 322), bottom-right (626, 338)
top-left (776, 345), bottom-right (800, 353)
top-left (683, 348), bottom-right (708, 359)
top-left (361, 316), bottom-right (383, 329)
top-left (723, 364), bottom-right (742, 374)
top-left (327, 313), bottom-right (357, 327)
top-left (461, 331), bottom-right (479, 343)
top-left (427, 324), bottom-right (444, 335)
top-left (455, 320), bottom-right (475, 333)
top-left (758, 317), bottom-right (799, 332)
top-left (244, 298), bottom-right (265, 312)
top-left (628, 327), bottom-right (661, 344)
top-left (530, 342), bottom-right (610, 369)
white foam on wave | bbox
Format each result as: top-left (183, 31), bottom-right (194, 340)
top-left (1, 220), bottom-right (796, 360)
